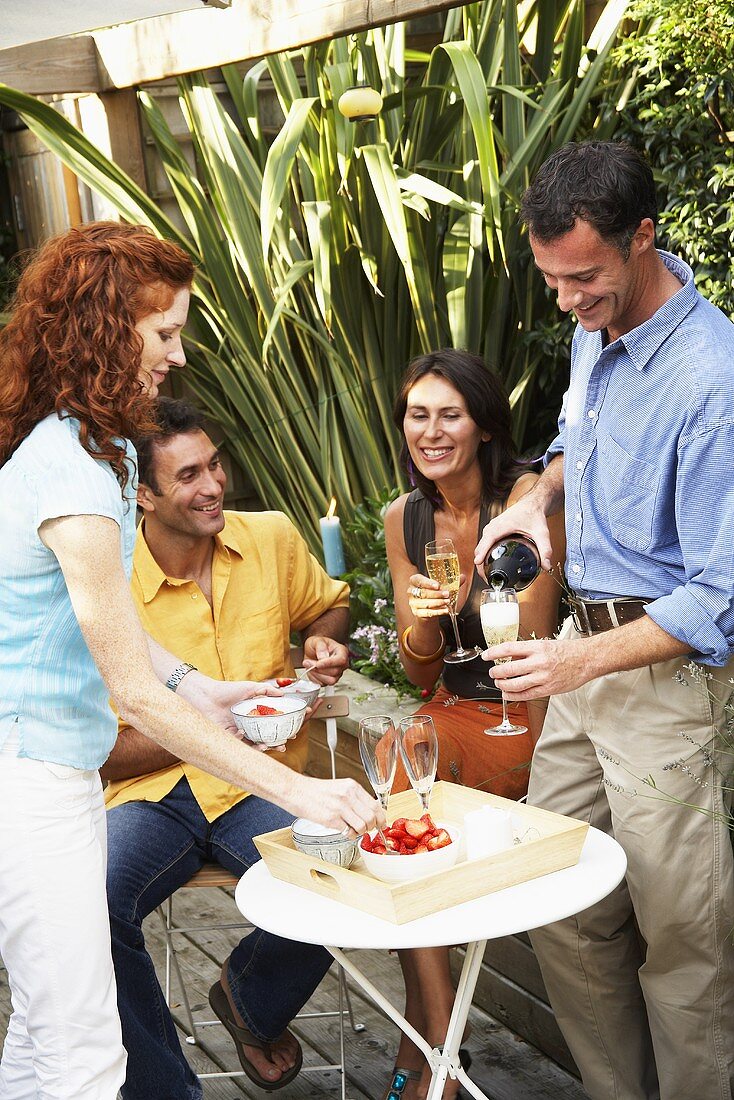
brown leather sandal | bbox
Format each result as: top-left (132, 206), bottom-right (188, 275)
top-left (208, 977), bottom-right (303, 1092)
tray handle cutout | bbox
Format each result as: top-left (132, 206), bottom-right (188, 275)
top-left (309, 867), bottom-right (340, 893)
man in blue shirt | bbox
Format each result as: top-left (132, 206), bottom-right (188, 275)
top-left (476, 142), bottom-right (734, 1100)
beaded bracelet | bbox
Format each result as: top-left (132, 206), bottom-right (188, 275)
top-left (400, 625), bottom-right (445, 664)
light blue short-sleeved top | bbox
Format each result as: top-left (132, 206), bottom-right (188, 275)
top-left (0, 413), bottom-right (137, 768)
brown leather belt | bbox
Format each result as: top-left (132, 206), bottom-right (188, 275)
top-left (568, 595), bottom-right (650, 636)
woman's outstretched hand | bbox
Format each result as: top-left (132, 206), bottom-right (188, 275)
top-left (288, 776), bottom-right (386, 837)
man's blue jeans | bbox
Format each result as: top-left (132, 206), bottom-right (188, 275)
top-left (106, 777), bottom-right (332, 1100)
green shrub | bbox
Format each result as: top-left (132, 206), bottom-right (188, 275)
top-left (614, 0), bottom-right (734, 316)
top-left (0, 1), bottom-right (632, 557)
top-left (343, 489), bottom-right (423, 700)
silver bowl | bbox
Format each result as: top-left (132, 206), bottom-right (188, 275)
top-left (291, 819), bottom-right (359, 868)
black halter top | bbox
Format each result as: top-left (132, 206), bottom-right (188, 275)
top-left (403, 489), bottom-right (501, 700)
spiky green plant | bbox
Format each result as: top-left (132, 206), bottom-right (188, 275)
top-left (0, 0), bottom-right (631, 558)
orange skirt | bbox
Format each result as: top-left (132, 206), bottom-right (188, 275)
top-left (393, 686), bottom-right (532, 801)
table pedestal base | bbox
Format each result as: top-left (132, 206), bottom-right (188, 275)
top-left (326, 940), bottom-right (489, 1100)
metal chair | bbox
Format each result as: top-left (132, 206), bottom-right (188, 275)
top-left (156, 862), bottom-right (364, 1098)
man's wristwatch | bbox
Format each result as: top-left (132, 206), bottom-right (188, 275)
top-left (165, 662), bottom-right (197, 692)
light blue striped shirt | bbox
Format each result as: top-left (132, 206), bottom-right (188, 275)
top-left (0, 414), bottom-right (137, 767)
top-left (546, 250), bottom-right (734, 665)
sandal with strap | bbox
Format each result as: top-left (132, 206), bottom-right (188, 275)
top-left (385, 1066), bottom-right (421, 1099)
top-left (208, 977), bottom-right (303, 1092)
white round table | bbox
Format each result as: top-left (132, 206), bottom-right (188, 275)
top-left (236, 827), bottom-right (626, 1099)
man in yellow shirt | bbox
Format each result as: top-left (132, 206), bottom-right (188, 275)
top-left (102, 398), bottom-right (351, 1098)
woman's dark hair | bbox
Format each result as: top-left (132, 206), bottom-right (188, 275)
top-left (393, 348), bottom-right (525, 508)
top-left (134, 396), bottom-right (205, 492)
top-left (521, 141), bottom-right (657, 258)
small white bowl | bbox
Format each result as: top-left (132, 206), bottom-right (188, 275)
top-left (360, 822), bottom-right (461, 884)
top-left (230, 695), bottom-right (307, 746)
top-left (263, 676), bottom-right (320, 709)
top-left (291, 818), bottom-right (359, 868)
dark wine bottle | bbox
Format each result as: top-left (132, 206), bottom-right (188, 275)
top-left (484, 535), bottom-right (541, 592)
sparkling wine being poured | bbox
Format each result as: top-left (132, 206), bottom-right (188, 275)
top-left (480, 597), bottom-right (520, 649)
top-left (479, 588), bottom-right (527, 736)
top-left (484, 535), bottom-right (541, 592)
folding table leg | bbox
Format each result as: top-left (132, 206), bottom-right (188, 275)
top-left (327, 942), bottom-right (491, 1099)
top-left (326, 947), bottom-right (435, 1065)
top-left (426, 939), bottom-right (488, 1100)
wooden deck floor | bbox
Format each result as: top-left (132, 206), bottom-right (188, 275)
top-left (1, 883), bottom-right (585, 1099)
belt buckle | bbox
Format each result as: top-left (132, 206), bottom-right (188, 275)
top-left (569, 596), bottom-right (593, 636)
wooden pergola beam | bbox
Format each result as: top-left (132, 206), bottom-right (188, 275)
top-left (0, 0), bottom-right (464, 96)
top-left (0, 36), bottom-right (101, 96)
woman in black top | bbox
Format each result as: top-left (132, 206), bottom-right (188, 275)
top-left (383, 348), bottom-right (564, 1099)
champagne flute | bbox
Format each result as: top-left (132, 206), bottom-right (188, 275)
top-left (399, 714), bottom-right (438, 814)
top-left (358, 716), bottom-right (398, 850)
top-left (479, 588), bottom-right (527, 736)
top-left (425, 538), bottom-right (481, 664)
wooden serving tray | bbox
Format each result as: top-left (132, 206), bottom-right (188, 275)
top-left (254, 782), bottom-right (588, 925)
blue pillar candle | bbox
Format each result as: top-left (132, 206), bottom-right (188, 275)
top-left (320, 500), bottom-right (346, 576)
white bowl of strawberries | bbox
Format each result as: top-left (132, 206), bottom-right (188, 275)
top-left (359, 814), bottom-right (461, 883)
top-left (230, 695), bottom-right (307, 746)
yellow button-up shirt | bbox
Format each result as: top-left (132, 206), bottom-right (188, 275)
top-left (105, 510), bottom-right (349, 821)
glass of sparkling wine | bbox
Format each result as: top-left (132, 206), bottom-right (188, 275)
top-left (425, 538), bottom-right (481, 664)
top-left (479, 588), bottom-right (527, 736)
top-left (358, 716), bottom-right (398, 849)
top-left (399, 714), bottom-right (438, 814)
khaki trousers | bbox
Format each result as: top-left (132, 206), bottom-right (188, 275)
top-left (528, 620), bottom-right (734, 1100)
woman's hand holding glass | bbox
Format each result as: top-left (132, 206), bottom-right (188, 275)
top-left (406, 571), bottom-right (455, 619)
top-left (425, 538), bottom-right (481, 664)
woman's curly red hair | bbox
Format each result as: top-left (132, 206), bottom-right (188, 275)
top-left (0, 221), bottom-right (194, 490)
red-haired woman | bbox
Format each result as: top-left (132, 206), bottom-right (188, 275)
top-left (0, 223), bottom-right (380, 1098)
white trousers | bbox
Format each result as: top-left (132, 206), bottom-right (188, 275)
top-left (0, 755), bottom-right (126, 1099)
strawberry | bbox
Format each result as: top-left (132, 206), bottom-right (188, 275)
top-left (385, 837), bottom-right (399, 851)
top-left (276, 677), bottom-right (295, 687)
top-left (398, 843), bottom-right (415, 855)
top-left (372, 844), bottom-right (387, 855)
top-left (420, 813), bottom-right (437, 832)
top-left (427, 829), bottom-right (452, 850)
top-left (404, 819), bottom-right (430, 840)
top-left (413, 843), bottom-right (429, 854)
top-left (360, 834), bottom-right (373, 852)
top-left (401, 836), bottom-right (418, 850)
top-left (391, 818), bottom-right (408, 832)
